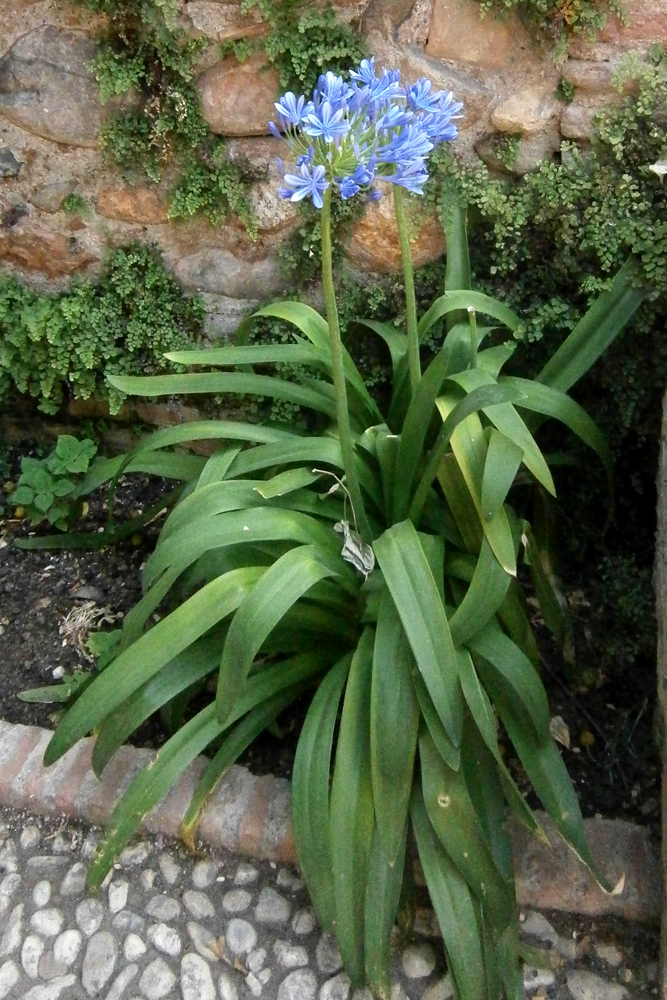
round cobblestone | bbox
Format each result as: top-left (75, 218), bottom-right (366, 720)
top-left (278, 968), bottom-right (318, 1000)
top-left (226, 918), bottom-right (257, 955)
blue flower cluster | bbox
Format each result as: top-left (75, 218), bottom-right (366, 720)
top-left (269, 59), bottom-right (462, 209)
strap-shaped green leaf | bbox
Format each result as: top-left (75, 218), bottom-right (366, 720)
top-left (537, 258), bottom-right (644, 394)
top-left (449, 537), bottom-right (512, 646)
top-left (420, 732), bottom-right (514, 930)
top-left (44, 566), bottom-right (264, 766)
top-left (355, 319), bottom-right (407, 378)
top-left (453, 369), bottom-right (555, 496)
top-left (411, 784), bottom-right (487, 999)
top-left (165, 343), bottom-right (322, 366)
top-left (481, 429), bottom-right (524, 522)
top-left (86, 704), bottom-right (228, 888)
top-left (374, 522), bottom-right (463, 746)
top-left (523, 523), bottom-right (573, 658)
top-left (371, 597), bottom-right (420, 865)
top-left (469, 622), bottom-right (551, 741)
top-left (292, 654), bottom-right (352, 933)
top-left (418, 291), bottom-right (520, 342)
top-left (412, 671), bottom-right (461, 771)
top-left (436, 398), bottom-right (517, 575)
top-left (364, 823), bottom-right (407, 998)
top-left (500, 376), bottom-right (611, 481)
top-left (254, 468), bottom-right (322, 499)
top-left (456, 649), bottom-right (499, 755)
top-left (330, 628), bottom-right (375, 985)
top-left (498, 581), bottom-right (540, 667)
top-left (107, 372), bottom-right (337, 418)
top-left (196, 447), bottom-right (242, 490)
top-left (461, 718), bottom-right (514, 882)
top-left (216, 545), bottom-right (340, 723)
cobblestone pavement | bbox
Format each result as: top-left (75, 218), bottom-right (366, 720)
top-left (0, 808), bottom-right (658, 1000)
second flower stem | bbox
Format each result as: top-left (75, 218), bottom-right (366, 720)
top-left (321, 188), bottom-right (372, 543)
top-left (393, 185), bottom-right (421, 393)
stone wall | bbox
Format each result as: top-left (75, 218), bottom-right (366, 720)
top-left (0, 0), bottom-right (663, 339)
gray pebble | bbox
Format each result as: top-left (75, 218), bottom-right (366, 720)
top-left (276, 869), bottom-right (304, 893)
top-left (183, 889), bottom-right (215, 920)
top-left (27, 856), bottom-right (68, 872)
top-left (255, 887), bottom-right (291, 926)
top-left (422, 976), bottom-right (454, 1000)
top-left (140, 870), bottom-right (156, 892)
top-left (292, 908), bottom-right (316, 936)
top-left (0, 904), bottom-right (24, 955)
top-left (37, 952), bottom-right (68, 980)
top-left (81, 832), bottom-right (100, 860)
top-left (22, 974), bottom-right (77, 1000)
top-left (50, 834), bottom-right (72, 855)
top-left (20, 827), bottom-right (41, 850)
top-left (112, 910), bottom-right (145, 933)
top-left (566, 970), bottom-right (628, 1000)
top-left (274, 940), bottom-right (309, 968)
top-left (76, 899), bottom-right (105, 937)
top-left (0, 959), bottom-right (19, 999)
top-left (247, 947), bottom-right (268, 972)
top-left (22, 935), bottom-right (44, 977)
top-left (222, 888), bottom-right (251, 914)
top-left (82, 931), bottom-right (118, 994)
top-left (53, 929), bottom-right (82, 968)
top-left (181, 952), bottom-right (216, 1000)
top-left (234, 862), bottom-right (258, 886)
top-left (320, 973), bottom-right (351, 1000)
top-left (226, 918), bottom-right (258, 955)
top-left (32, 880), bottom-right (52, 907)
top-left (61, 863), bottom-right (86, 896)
top-left (30, 907), bottom-right (64, 938)
top-left (316, 933), bottom-right (343, 975)
top-left (118, 844), bottom-right (151, 868)
top-left (108, 881), bottom-right (129, 914)
top-left (0, 874), bottom-right (20, 917)
top-left (147, 921), bottom-right (181, 957)
top-left (145, 895), bottom-right (181, 922)
top-left (106, 964), bottom-right (139, 1000)
top-left (0, 842), bottom-right (17, 874)
top-left (246, 972), bottom-right (262, 996)
top-left (401, 942), bottom-right (436, 979)
top-left (594, 942), bottom-right (624, 966)
top-left (218, 970), bottom-right (239, 1000)
top-left (278, 968), bottom-right (318, 1000)
top-left (139, 957), bottom-right (176, 999)
top-left (124, 934), bottom-right (147, 961)
top-left (158, 854), bottom-right (180, 886)
top-left (192, 860), bottom-right (218, 888)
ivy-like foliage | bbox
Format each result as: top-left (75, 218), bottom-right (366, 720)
top-left (480, 0), bottom-right (627, 59)
top-left (241, 0), bottom-right (368, 94)
top-left (0, 244), bottom-right (205, 415)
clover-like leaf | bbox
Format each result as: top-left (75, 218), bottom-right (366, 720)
top-left (34, 491), bottom-right (55, 513)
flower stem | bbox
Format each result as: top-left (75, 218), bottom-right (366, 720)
top-left (321, 187), bottom-right (372, 542)
top-left (393, 185), bottom-right (421, 393)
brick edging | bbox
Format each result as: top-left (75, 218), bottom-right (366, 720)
top-left (0, 720), bottom-right (660, 924)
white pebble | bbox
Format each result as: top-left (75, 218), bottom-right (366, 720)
top-left (192, 860), bottom-right (218, 888)
top-left (218, 969), bottom-right (239, 1000)
top-left (147, 922), bottom-right (182, 957)
top-left (53, 929), bottom-right (82, 968)
top-left (183, 890), bottom-right (215, 920)
top-left (21, 935), bottom-right (44, 978)
top-left (124, 933), bottom-right (147, 961)
top-left (109, 880), bottom-right (129, 913)
top-left (32, 880), bottom-right (51, 908)
top-left (292, 908), bottom-right (316, 936)
top-left (60, 863), bottom-right (86, 897)
top-left (0, 875), bottom-right (20, 918)
top-left (20, 827), bottom-right (41, 850)
top-left (274, 940), bottom-right (309, 968)
top-left (139, 957), bottom-right (176, 999)
top-left (233, 862), bottom-right (257, 886)
top-left (141, 869), bottom-right (156, 892)
top-left (146, 895), bottom-right (181, 922)
top-left (181, 952), bottom-right (216, 1000)
top-left (0, 959), bottom-right (19, 999)
top-left (76, 898), bottom-right (104, 936)
top-left (0, 904), bottom-right (23, 955)
top-left (158, 854), bottom-right (180, 886)
top-left (30, 908), bottom-right (63, 938)
top-left (226, 918), bottom-right (257, 955)
top-left (401, 943), bottom-right (436, 979)
top-left (81, 931), bottom-right (118, 995)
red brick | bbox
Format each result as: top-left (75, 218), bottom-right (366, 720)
top-left (0, 724), bottom-right (44, 803)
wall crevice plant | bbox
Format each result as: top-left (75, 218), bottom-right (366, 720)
top-left (34, 60), bottom-right (643, 999)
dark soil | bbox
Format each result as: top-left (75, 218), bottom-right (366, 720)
top-left (0, 448), bottom-right (661, 833)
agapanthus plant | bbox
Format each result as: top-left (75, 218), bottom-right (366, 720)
top-left (34, 58), bottom-right (642, 1000)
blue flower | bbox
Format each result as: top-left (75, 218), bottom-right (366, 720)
top-left (349, 58), bottom-right (376, 86)
top-left (302, 101), bottom-right (350, 142)
top-left (275, 92), bottom-right (305, 125)
top-left (377, 122), bottom-right (433, 164)
top-left (336, 176), bottom-right (360, 199)
top-left (406, 78), bottom-right (442, 114)
top-left (268, 121), bottom-right (283, 139)
top-left (386, 159), bottom-right (430, 194)
top-left (278, 162), bottom-right (329, 208)
top-left (317, 72), bottom-right (354, 110)
top-left (376, 104), bottom-right (413, 131)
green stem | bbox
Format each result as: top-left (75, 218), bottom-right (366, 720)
top-left (321, 188), bottom-right (372, 542)
top-left (393, 185), bottom-right (421, 393)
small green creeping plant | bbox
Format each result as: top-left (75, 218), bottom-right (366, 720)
top-left (39, 65), bottom-right (642, 1000)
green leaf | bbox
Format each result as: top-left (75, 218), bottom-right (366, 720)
top-left (418, 291), bottom-right (520, 343)
top-left (216, 544), bottom-right (343, 723)
top-left (523, 522), bottom-right (573, 658)
top-left (355, 319), bottom-right (407, 379)
top-left (481, 429), bottom-right (524, 522)
top-left (364, 823), bottom-right (407, 999)
top-left (12, 486), bottom-right (34, 505)
top-left (537, 259), bottom-right (644, 394)
top-left (436, 397), bottom-right (517, 575)
top-left (330, 628), bottom-right (375, 985)
top-left (411, 785), bottom-right (487, 1000)
top-left (370, 596), bottom-right (419, 865)
top-left (449, 537), bottom-right (512, 647)
top-left (412, 671), bottom-right (461, 771)
top-left (34, 492), bottom-right (55, 513)
top-left (86, 704), bottom-right (227, 888)
top-left (52, 479), bottom-right (75, 497)
top-left (469, 622), bottom-right (551, 740)
top-left (44, 567), bottom-right (264, 766)
top-left (254, 468), bottom-right (322, 499)
top-left (374, 521), bottom-right (462, 746)
top-left (196, 447), bottom-right (242, 490)
top-left (292, 654), bottom-right (352, 932)
top-left (107, 372), bottom-right (337, 418)
top-left (165, 343), bottom-right (322, 366)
